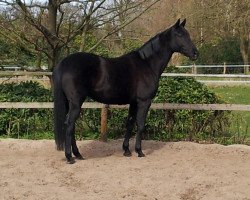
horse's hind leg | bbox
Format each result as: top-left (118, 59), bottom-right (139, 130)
top-left (123, 102), bottom-right (137, 157)
top-left (65, 100), bottom-right (82, 164)
top-left (71, 127), bottom-right (84, 160)
top-left (135, 99), bottom-right (151, 157)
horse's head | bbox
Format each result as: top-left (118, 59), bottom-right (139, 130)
top-left (168, 19), bottom-right (199, 61)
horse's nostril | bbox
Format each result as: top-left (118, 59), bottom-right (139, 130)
top-left (194, 50), bottom-right (199, 58)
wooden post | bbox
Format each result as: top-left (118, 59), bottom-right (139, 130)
top-left (100, 104), bottom-right (109, 142)
top-left (192, 63), bottom-right (197, 74)
top-left (244, 65), bottom-right (249, 75)
top-left (223, 62), bottom-right (226, 74)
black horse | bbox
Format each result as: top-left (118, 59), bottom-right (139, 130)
top-left (53, 19), bottom-right (198, 164)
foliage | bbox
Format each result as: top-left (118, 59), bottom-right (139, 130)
top-left (73, 34), bottom-right (111, 57)
top-left (122, 39), bottom-right (143, 54)
top-left (0, 0), bottom-right (159, 70)
top-left (0, 81), bottom-right (53, 138)
top-left (99, 66), bottom-right (231, 143)
top-left (146, 74), bottom-right (229, 142)
top-left (0, 37), bottom-right (36, 66)
top-left (183, 37), bottom-right (244, 71)
top-left (199, 37), bottom-right (242, 64)
top-left (2, 77), bottom-right (247, 145)
top-left (73, 34), bottom-right (143, 58)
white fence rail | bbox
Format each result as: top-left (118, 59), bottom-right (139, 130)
top-left (2, 71), bottom-right (250, 85)
top-left (161, 73), bottom-right (250, 78)
top-left (176, 64), bottom-right (250, 68)
top-left (1, 102), bottom-right (250, 111)
top-left (1, 71), bottom-right (250, 78)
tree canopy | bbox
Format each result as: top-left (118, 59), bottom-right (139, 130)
top-left (0, 0), bottom-right (249, 70)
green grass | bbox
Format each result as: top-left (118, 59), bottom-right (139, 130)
top-left (0, 131), bottom-right (54, 140)
top-left (210, 86), bottom-right (250, 104)
top-left (209, 85), bottom-right (250, 140)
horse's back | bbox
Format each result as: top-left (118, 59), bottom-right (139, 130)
top-left (54, 52), bottom-right (138, 104)
top-left (56, 52), bottom-right (99, 75)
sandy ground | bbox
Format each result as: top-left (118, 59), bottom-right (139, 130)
top-left (0, 139), bottom-right (250, 200)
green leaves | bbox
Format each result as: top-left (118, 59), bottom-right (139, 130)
top-left (0, 76), bottom-right (232, 143)
top-left (145, 67), bottom-right (229, 142)
top-left (0, 81), bottom-right (53, 138)
top-left (155, 76), bottom-right (218, 104)
top-left (0, 81), bottom-right (52, 102)
top-left (194, 37), bottom-right (243, 67)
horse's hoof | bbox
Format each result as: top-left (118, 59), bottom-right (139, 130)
top-left (66, 157), bottom-right (75, 164)
top-left (136, 149), bottom-right (145, 157)
top-left (138, 152), bottom-right (145, 157)
top-left (75, 154), bottom-right (85, 160)
top-left (123, 150), bottom-right (132, 157)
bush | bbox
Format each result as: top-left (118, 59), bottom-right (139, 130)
top-left (146, 74), bottom-right (229, 142)
top-left (0, 81), bottom-right (53, 138)
top-left (0, 76), bottom-right (232, 144)
top-left (191, 37), bottom-right (244, 74)
top-left (102, 66), bottom-right (231, 142)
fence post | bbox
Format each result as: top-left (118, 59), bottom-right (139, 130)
top-left (192, 63), bottom-right (197, 74)
top-left (100, 104), bottom-right (109, 142)
top-left (223, 62), bottom-right (227, 74)
top-left (244, 65), bottom-right (249, 75)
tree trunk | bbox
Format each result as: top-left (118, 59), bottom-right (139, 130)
top-left (240, 34), bottom-right (249, 74)
top-left (35, 51), bottom-right (42, 70)
top-left (48, 48), bottom-right (61, 70)
top-left (47, 0), bottom-right (60, 72)
top-left (48, 0), bottom-right (57, 37)
top-left (79, 15), bottom-right (91, 52)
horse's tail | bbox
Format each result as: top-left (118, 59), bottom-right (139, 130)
top-left (53, 63), bottom-right (68, 151)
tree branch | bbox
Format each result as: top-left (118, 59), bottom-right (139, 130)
top-left (87, 0), bottom-right (161, 52)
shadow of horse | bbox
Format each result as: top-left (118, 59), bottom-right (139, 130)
top-left (78, 139), bottom-right (167, 159)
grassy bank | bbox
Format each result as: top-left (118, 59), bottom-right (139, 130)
top-left (210, 85), bottom-right (250, 140)
top-left (210, 86), bottom-right (250, 104)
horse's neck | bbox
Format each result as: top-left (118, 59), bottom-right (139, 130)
top-left (149, 50), bottom-right (173, 78)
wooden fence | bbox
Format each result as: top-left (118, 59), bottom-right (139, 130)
top-left (1, 68), bottom-right (250, 86)
top-left (176, 64), bottom-right (250, 75)
top-left (1, 70), bottom-right (250, 77)
top-left (1, 70), bottom-right (250, 141)
top-left (1, 102), bottom-right (250, 111)
top-left (1, 102), bottom-right (250, 141)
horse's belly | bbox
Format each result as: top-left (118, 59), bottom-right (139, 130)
top-left (89, 89), bottom-right (131, 105)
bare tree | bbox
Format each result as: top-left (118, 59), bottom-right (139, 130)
top-left (0, 0), bottom-right (160, 70)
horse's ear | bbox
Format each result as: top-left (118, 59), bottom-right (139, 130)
top-left (180, 19), bottom-right (186, 27)
top-left (174, 19), bottom-right (180, 28)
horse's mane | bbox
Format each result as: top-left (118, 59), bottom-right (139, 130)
top-left (137, 34), bottom-right (160, 60)
top-left (137, 27), bottom-right (171, 60)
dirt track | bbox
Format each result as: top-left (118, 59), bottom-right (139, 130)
top-left (0, 139), bottom-right (250, 200)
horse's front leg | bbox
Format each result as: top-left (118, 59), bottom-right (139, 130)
top-left (123, 102), bottom-right (137, 157)
top-left (135, 99), bottom-right (151, 157)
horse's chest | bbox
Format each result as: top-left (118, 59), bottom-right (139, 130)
top-left (136, 75), bottom-right (158, 100)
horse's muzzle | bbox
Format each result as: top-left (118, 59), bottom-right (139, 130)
top-left (190, 49), bottom-right (199, 61)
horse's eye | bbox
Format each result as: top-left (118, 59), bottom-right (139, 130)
top-left (176, 33), bottom-right (182, 37)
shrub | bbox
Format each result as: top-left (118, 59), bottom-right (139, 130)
top-left (0, 81), bottom-right (53, 138)
top-left (102, 66), bottom-right (230, 142)
top-left (186, 37), bottom-right (244, 74)
top-left (0, 75), bottom-right (232, 143)
top-left (146, 73), bottom-right (230, 142)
